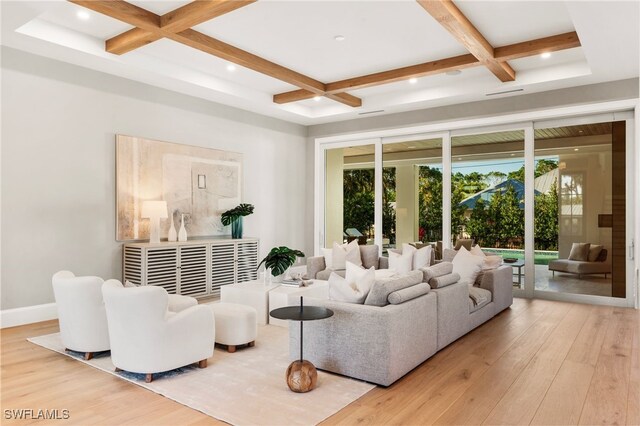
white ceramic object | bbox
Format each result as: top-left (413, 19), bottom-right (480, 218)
top-left (167, 216), bottom-right (177, 242)
top-left (178, 214), bottom-right (187, 242)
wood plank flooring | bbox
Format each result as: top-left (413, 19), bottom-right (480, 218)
top-left (1, 298), bottom-right (638, 425)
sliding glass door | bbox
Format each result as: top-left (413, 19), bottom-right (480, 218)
top-left (317, 109), bottom-right (633, 305)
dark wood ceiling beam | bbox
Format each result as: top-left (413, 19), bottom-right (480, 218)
top-left (416, 0), bottom-right (516, 82)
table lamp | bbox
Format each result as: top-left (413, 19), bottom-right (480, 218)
top-left (141, 200), bottom-right (168, 244)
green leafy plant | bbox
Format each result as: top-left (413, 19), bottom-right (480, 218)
top-left (221, 203), bottom-right (254, 226)
top-left (257, 246), bottom-right (305, 276)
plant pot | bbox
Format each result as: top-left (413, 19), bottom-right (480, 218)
top-left (231, 217), bottom-right (243, 239)
top-left (270, 267), bottom-right (290, 283)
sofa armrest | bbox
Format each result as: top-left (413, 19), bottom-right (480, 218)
top-left (306, 256), bottom-right (326, 279)
top-left (479, 266), bottom-right (513, 314)
top-left (291, 295), bottom-right (437, 386)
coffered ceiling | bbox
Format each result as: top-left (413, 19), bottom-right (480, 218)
top-left (1, 1), bottom-right (638, 125)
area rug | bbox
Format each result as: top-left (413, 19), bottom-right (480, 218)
top-left (28, 325), bottom-right (374, 426)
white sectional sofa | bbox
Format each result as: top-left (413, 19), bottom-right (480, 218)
top-left (289, 266), bottom-right (513, 386)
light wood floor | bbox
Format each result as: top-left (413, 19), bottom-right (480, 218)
top-left (1, 298), bottom-right (638, 425)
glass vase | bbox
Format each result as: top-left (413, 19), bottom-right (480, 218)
top-left (231, 217), bottom-right (243, 239)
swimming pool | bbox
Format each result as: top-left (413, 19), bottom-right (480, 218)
top-left (482, 248), bottom-right (558, 265)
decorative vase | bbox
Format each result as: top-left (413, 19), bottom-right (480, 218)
top-left (231, 217), bottom-right (243, 239)
top-left (167, 215), bottom-right (177, 242)
top-left (178, 214), bottom-right (187, 242)
top-left (270, 267), bottom-right (290, 283)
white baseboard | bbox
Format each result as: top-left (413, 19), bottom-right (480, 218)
top-left (1, 303), bottom-right (58, 329)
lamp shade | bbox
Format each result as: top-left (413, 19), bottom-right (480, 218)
top-left (141, 201), bottom-right (168, 219)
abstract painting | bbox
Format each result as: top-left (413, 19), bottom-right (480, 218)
top-left (116, 135), bottom-right (242, 241)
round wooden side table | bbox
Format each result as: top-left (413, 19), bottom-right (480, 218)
top-left (270, 297), bottom-right (333, 393)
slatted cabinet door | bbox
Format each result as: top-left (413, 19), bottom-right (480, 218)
top-left (123, 246), bottom-right (143, 286)
top-left (146, 246), bottom-right (179, 294)
top-left (237, 241), bottom-right (258, 282)
top-left (210, 243), bottom-right (235, 297)
top-left (178, 244), bottom-right (209, 297)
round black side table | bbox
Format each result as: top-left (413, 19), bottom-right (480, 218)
top-left (270, 297), bottom-right (333, 393)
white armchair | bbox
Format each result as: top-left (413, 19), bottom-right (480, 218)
top-left (102, 279), bottom-right (215, 382)
top-left (52, 271), bottom-right (110, 360)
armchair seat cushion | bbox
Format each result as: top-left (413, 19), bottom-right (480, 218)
top-left (168, 294), bottom-right (198, 312)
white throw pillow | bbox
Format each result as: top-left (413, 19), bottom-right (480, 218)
top-left (452, 246), bottom-right (484, 286)
top-left (389, 250), bottom-right (413, 275)
top-left (470, 244), bottom-right (485, 257)
top-left (328, 265), bottom-right (375, 304)
top-left (403, 243), bottom-right (432, 270)
top-left (321, 248), bottom-right (333, 269)
top-left (332, 240), bottom-right (362, 270)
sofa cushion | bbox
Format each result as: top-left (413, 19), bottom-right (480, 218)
top-left (389, 250), bottom-right (413, 275)
top-left (588, 244), bottom-right (603, 262)
top-left (332, 240), bottom-right (362, 270)
top-left (468, 287), bottom-right (492, 313)
top-left (549, 259), bottom-right (611, 275)
top-left (422, 262), bottom-right (453, 282)
top-left (452, 246), bottom-right (484, 286)
top-left (388, 283), bottom-right (431, 305)
top-left (568, 243), bottom-right (590, 261)
top-left (321, 248), bottom-right (333, 269)
top-left (317, 268), bottom-right (344, 281)
top-left (428, 272), bottom-right (460, 289)
top-left (442, 248), bottom-right (458, 262)
top-left (360, 245), bottom-right (380, 269)
top-left (364, 270), bottom-right (423, 307)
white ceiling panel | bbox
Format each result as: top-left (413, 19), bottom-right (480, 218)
top-left (192, 1), bottom-right (469, 82)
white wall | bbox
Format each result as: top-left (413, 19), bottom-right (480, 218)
top-left (1, 47), bottom-right (309, 310)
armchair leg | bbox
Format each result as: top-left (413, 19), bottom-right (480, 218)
top-left (248, 341), bottom-right (255, 347)
top-left (115, 367), bottom-right (122, 372)
top-left (84, 352), bottom-right (94, 361)
top-left (145, 373), bottom-right (153, 383)
top-left (227, 345), bottom-right (236, 353)
top-left (198, 359), bottom-right (207, 368)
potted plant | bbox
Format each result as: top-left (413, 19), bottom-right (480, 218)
top-left (257, 246), bottom-right (305, 283)
top-left (221, 203), bottom-right (254, 239)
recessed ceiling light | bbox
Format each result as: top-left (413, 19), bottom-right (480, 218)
top-left (408, 145), bottom-right (416, 149)
top-left (510, 153), bottom-right (515, 156)
top-left (574, 148), bottom-right (579, 151)
top-left (457, 157), bottom-right (462, 161)
top-left (409, 78), bottom-right (418, 84)
top-left (446, 70), bottom-right (462, 76)
top-left (76, 10), bottom-right (90, 20)
top-left (313, 96), bottom-right (322, 102)
top-left (226, 64), bottom-right (236, 72)
top-left (334, 35), bottom-right (345, 42)
top-left (541, 52), bottom-right (551, 59)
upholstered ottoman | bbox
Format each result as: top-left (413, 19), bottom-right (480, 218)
top-left (210, 303), bottom-right (257, 353)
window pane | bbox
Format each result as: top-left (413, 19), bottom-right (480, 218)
top-left (451, 130), bottom-right (525, 288)
top-left (382, 138), bottom-right (443, 254)
top-left (324, 144), bottom-right (376, 248)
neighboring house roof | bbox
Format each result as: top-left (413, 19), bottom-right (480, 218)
top-left (534, 168), bottom-right (559, 194)
top-left (459, 179), bottom-right (540, 210)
